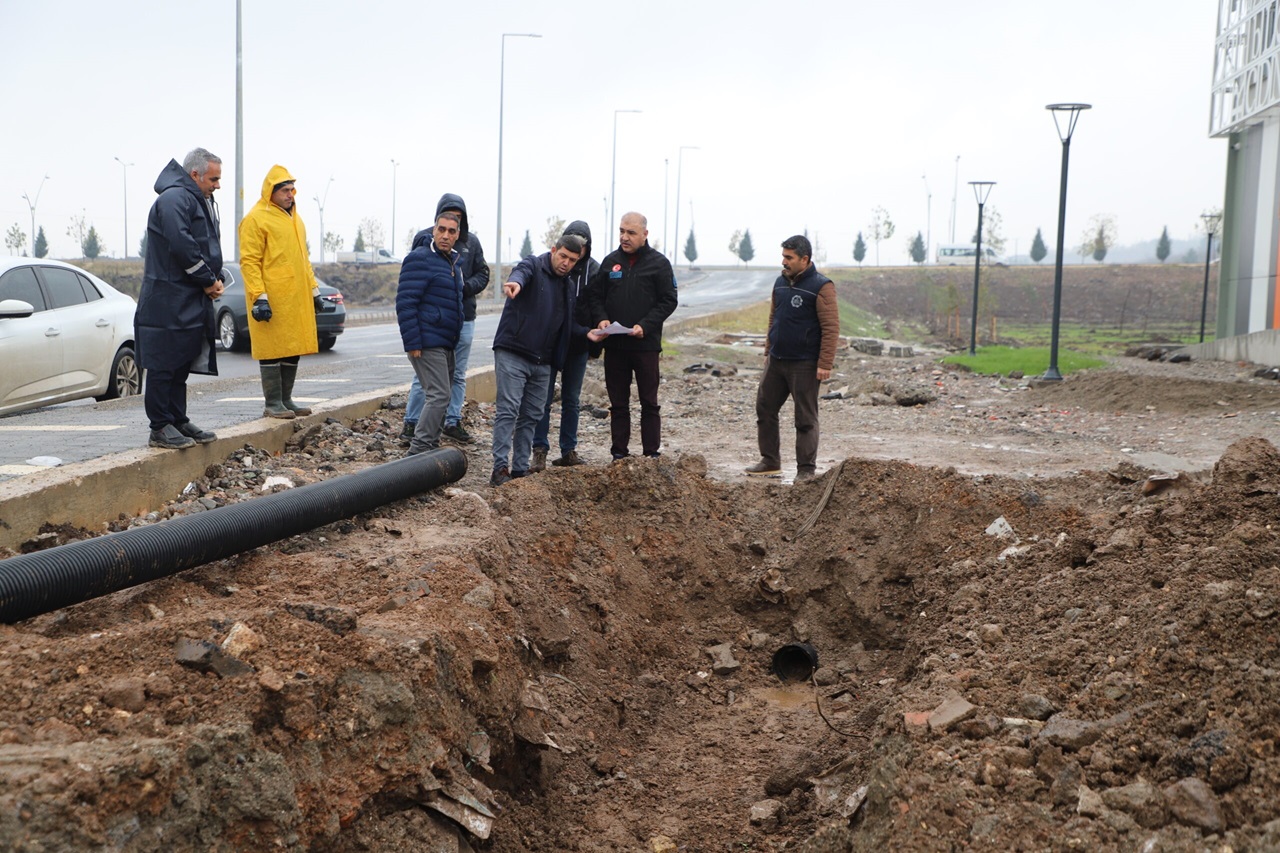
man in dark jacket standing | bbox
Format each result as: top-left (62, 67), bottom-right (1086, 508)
top-left (531, 219), bottom-right (600, 471)
top-left (135, 148), bottom-right (224, 450)
top-left (744, 235), bottom-right (840, 482)
top-left (587, 211), bottom-right (678, 460)
top-left (401, 193), bottom-right (489, 445)
top-left (396, 212), bottom-right (464, 456)
top-left (489, 233), bottom-right (602, 486)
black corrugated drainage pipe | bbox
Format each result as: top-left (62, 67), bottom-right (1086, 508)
top-left (0, 447), bottom-right (467, 624)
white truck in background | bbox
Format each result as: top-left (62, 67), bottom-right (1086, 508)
top-left (336, 248), bottom-right (400, 264)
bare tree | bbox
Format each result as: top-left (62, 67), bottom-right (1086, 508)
top-left (542, 216), bottom-right (565, 250)
top-left (5, 223), bottom-right (26, 256)
top-left (359, 217), bottom-right (386, 250)
top-left (868, 207), bottom-right (895, 266)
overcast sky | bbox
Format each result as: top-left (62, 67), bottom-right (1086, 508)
top-left (1, 0), bottom-right (1226, 270)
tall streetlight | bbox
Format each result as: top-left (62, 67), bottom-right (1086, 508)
top-left (967, 181), bottom-right (995, 356)
top-left (663, 157), bottom-right (669, 261)
top-left (114, 157), bottom-right (133, 259)
top-left (234, 0), bottom-right (244, 260)
top-left (672, 145), bottom-right (699, 269)
top-left (495, 32), bottom-right (541, 285)
top-left (1043, 103), bottom-right (1091, 382)
top-left (313, 176), bottom-right (334, 264)
top-left (1199, 211), bottom-right (1223, 343)
top-left (922, 173), bottom-right (932, 262)
top-left (21, 174), bottom-right (50, 253)
top-left (609, 109), bottom-right (642, 232)
top-left (390, 159), bottom-right (399, 255)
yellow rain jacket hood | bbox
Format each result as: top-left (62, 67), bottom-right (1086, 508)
top-left (237, 164), bottom-right (319, 360)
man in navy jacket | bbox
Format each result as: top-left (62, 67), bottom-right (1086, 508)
top-left (396, 212), bottom-right (464, 455)
top-left (489, 233), bottom-right (603, 486)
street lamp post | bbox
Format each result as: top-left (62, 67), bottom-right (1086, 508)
top-left (922, 173), bottom-right (932, 262)
top-left (949, 155), bottom-right (959, 242)
top-left (495, 32), bottom-right (541, 286)
top-left (672, 145), bottom-right (699, 269)
top-left (663, 157), bottom-right (669, 261)
top-left (609, 109), bottom-right (642, 232)
top-left (114, 158), bottom-right (132, 259)
top-left (313, 176), bottom-right (334, 264)
top-left (968, 181), bottom-right (995, 356)
top-left (1043, 103), bottom-right (1091, 381)
top-left (21, 174), bottom-right (50, 254)
top-left (1200, 212), bottom-right (1223, 343)
top-left (390, 159), bottom-right (399, 256)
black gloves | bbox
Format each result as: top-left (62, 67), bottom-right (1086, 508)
top-left (251, 297), bottom-right (272, 322)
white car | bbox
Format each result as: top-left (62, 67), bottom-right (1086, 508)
top-left (0, 257), bottom-right (141, 416)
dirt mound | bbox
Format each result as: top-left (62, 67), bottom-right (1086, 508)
top-left (7, 341), bottom-right (1280, 849)
top-left (1028, 370), bottom-right (1280, 414)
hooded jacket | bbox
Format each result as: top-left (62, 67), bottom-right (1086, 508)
top-left (396, 234), bottom-right (464, 353)
top-left (562, 220), bottom-right (601, 357)
top-left (135, 158), bottom-right (222, 374)
top-left (237, 165), bottom-right (320, 361)
top-left (411, 193), bottom-right (489, 321)
top-left (587, 240), bottom-right (678, 353)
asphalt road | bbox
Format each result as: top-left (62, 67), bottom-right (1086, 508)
top-left (0, 268), bottom-right (776, 480)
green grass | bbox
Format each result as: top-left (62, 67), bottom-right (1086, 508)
top-left (995, 321), bottom-right (1206, 356)
top-left (941, 346), bottom-right (1105, 376)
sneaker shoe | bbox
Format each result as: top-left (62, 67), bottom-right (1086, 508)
top-left (177, 422), bottom-right (217, 444)
top-left (489, 466), bottom-right (512, 487)
top-left (149, 424), bottom-right (196, 450)
top-left (530, 447), bottom-right (548, 473)
top-left (442, 424), bottom-right (474, 444)
top-left (794, 468), bottom-right (818, 483)
top-left (551, 450), bottom-right (586, 467)
top-left (744, 460), bottom-right (782, 477)
top-left (398, 422), bottom-right (416, 446)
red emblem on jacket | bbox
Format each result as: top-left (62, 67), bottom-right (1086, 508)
top-left (612, 264), bottom-right (622, 272)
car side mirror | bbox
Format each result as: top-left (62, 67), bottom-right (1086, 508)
top-left (0, 299), bottom-right (35, 319)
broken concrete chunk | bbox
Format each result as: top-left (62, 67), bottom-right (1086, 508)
top-left (462, 584), bottom-right (496, 610)
top-left (928, 694), bottom-right (977, 733)
top-left (749, 798), bottom-right (784, 829)
top-left (220, 622), bottom-right (260, 658)
top-left (985, 516), bottom-right (1016, 539)
top-left (704, 642), bottom-right (741, 676)
top-left (174, 637), bottom-right (253, 678)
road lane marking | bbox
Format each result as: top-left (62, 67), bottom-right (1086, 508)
top-left (0, 425), bottom-right (124, 432)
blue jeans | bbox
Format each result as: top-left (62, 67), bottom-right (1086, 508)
top-left (406, 320), bottom-right (474, 426)
top-left (491, 348), bottom-right (551, 476)
top-left (532, 348), bottom-right (589, 455)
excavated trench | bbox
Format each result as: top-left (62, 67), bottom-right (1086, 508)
top-left (5, 419), bottom-right (1280, 851)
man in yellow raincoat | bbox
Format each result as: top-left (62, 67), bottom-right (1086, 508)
top-left (238, 165), bottom-right (320, 418)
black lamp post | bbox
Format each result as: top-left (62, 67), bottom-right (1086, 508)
top-left (1043, 102), bottom-right (1091, 381)
top-left (968, 181), bottom-right (995, 356)
top-left (1199, 212), bottom-right (1222, 343)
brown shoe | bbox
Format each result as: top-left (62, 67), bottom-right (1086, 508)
top-left (552, 450), bottom-right (586, 467)
top-left (795, 468), bottom-right (818, 483)
top-left (530, 447), bottom-right (548, 473)
top-left (744, 460), bottom-right (782, 477)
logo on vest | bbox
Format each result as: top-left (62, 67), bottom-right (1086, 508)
top-left (790, 294), bottom-right (804, 309)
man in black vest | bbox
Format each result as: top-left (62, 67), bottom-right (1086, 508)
top-left (744, 235), bottom-right (839, 482)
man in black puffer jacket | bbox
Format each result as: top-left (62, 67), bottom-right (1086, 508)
top-left (531, 219), bottom-right (600, 471)
top-left (586, 211), bottom-right (678, 460)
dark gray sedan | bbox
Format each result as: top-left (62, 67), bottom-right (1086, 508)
top-left (212, 263), bottom-right (346, 352)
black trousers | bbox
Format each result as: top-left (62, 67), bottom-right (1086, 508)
top-left (603, 349), bottom-right (662, 458)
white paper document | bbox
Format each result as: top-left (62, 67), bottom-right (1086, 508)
top-left (602, 322), bottom-right (634, 335)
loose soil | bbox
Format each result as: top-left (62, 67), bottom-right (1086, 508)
top-left (3, 325), bottom-right (1280, 851)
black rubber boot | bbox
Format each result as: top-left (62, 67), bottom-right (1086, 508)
top-left (279, 362), bottom-right (312, 415)
top-left (260, 364), bottom-right (295, 419)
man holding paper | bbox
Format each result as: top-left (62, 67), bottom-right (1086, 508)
top-left (586, 211), bottom-right (678, 460)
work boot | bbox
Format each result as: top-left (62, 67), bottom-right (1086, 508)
top-left (530, 447), bottom-right (548, 473)
top-left (259, 364), bottom-right (296, 419)
top-left (442, 423), bottom-right (473, 444)
top-left (794, 467), bottom-right (818, 483)
top-left (148, 424), bottom-right (195, 449)
top-left (279, 363), bottom-right (312, 415)
top-left (489, 466), bottom-right (512, 487)
top-left (551, 450), bottom-right (585, 467)
top-left (177, 422), bottom-right (217, 444)
top-left (399, 422), bottom-right (416, 446)
top-left (744, 460), bottom-right (782, 477)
